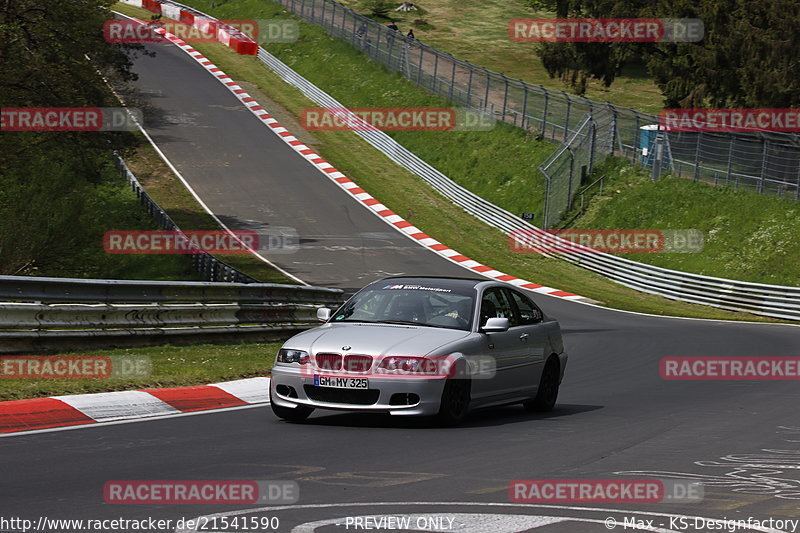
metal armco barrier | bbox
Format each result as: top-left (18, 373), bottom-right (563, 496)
top-left (0, 275), bottom-right (344, 353)
top-left (0, 275), bottom-right (343, 305)
top-left (135, 1), bottom-right (800, 321)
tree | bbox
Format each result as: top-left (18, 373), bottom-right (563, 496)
top-left (525, 0), bottom-right (648, 95)
top-left (0, 0), bottom-right (146, 274)
top-left (525, 0), bottom-right (800, 107)
top-left (645, 0), bottom-right (800, 108)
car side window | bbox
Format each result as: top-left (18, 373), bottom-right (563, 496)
top-left (508, 290), bottom-right (543, 325)
top-left (480, 288), bottom-right (517, 327)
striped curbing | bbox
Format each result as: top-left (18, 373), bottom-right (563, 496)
top-left (0, 377), bottom-right (270, 434)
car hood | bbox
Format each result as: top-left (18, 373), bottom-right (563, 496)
top-left (286, 322), bottom-right (471, 356)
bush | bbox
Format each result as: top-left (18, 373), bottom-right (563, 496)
top-left (366, 0), bottom-right (394, 18)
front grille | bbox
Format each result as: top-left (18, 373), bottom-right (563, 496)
top-left (343, 354), bottom-right (372, 372)
top-left (314, 353), bottom-right (373, 373)
top-left (304, 385), bottom-right (380, 405)
top-left (314, 353), bottom-right (342, 371)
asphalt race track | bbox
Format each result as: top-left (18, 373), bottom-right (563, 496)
top-left (2, 40), bottom-right (799, 533)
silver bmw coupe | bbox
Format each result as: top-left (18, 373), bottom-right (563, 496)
top-left (270, 276), bottom-right (567, 425)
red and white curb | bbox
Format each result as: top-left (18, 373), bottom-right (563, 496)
top-left (0, 377), bottom-right (270, 434)
top-left (135, 16), bottom-right (587, 302)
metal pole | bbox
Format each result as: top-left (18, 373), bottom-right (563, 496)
top-left (432, 52), bottom-right (439, 93)
top-left (449, 60), bottom-right (457, 101)
top-left (542, 89), bottom-right (549, 138)
top-left (542, 171), bottom-right (551, 228)
top-left (521, 82), bottom-right (529, 131)
top-left (501, 75), bottom-right (509, 123)
top-left (563, 92), bottom-right (571, 142)
top-left (483, 69), bottom-right (490, 110)
top-left (466, 68), bottom-right (473, 107)
top-left (608, 103), bottom-right (618, 155)
top-left (417, 46), bottom-right (424, 86)
top-left (759, 139), bottom-right (768, 194)
top-left (567, 151), bottom-right (575, 210)
top-left (726, 136), bottom-right (735, 187)
top-left (693, 133), bottom-right (701, 181)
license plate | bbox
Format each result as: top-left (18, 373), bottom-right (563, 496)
top-left (314, 375), bottom-right (369, 389)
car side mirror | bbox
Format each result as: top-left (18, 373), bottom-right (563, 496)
top-left (481, 317), bottom-right (509, 332)
top-left (317, 308), bottom-right (332, 322)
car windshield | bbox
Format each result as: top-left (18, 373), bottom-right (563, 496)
top-left (331, 283), bottom-right (475, 331)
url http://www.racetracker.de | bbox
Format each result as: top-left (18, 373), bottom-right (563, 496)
top-left (0, 515), bottom-right (281, 532)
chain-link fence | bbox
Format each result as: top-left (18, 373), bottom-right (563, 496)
top-left (275, 0), bottom-right (800, 226)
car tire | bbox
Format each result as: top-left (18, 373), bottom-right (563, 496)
top-left (270, 390), bottom-right (314, 422)
top-left (436, 378), bottom-right (471, 426)
top-left (524, 359), bottom-right (560, 412)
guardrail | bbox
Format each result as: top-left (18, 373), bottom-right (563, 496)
top-left (122, 1), bottom-right (800, 322)
top-left (0, 275), bottom-right (344, 353)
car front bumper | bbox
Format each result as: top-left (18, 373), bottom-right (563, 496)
top-left (270, 365), bottom-right (447, 416)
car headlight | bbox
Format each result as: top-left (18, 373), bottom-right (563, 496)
top-left (276, 349), bottom-right (309, 364)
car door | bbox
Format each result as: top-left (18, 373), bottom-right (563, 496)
top-left (471, 287), bottom-right (530, 399)
top-left (506, 288), bottom-right (548, 393)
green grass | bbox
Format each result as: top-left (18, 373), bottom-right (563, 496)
top-left (338, 0), bottom-right (665, 113)
top-left (111, 2), bottom-right (793, 323)
top-left (567, 158), bottom-right (800, 286)
top-left (0, 342), bottom-right (281, 401)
